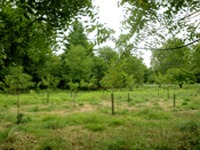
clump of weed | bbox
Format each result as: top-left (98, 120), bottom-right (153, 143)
top-left (20, 115), bottom-right (32, 123)
top-left (40, 135), bottom-right (68, 150)
top-left (43, 120), bottom-right (66, 129)
top-left (102, 139), bottom-right (130, 150)
top-left (183, 104), bottom-right (199, 110)
top-left (28, 106), bottom-right (40, 112)
top-left (98, 106), bottom-right (110, 114)
top-left (152, 106), bottom-right (163, 111)
top-left (182, 102), bottom-right (187, 106)
top-left (116, 109), bottom-right (129, 115)
top-left (176, 120), bottom-right (200, 135)
top-left (135, 108), bottom-right (172, 120)
top-left (62, 104), bottom-right (69, 109)
top-left (0, 127), bottom-right (19, 143)
top-left (89, 100), bottom-right (101, 105)
top-left (85, 124), bottom-right (106, 132)
top-left (78, 102), bottom-right (84, 106)
top-left (184, 98), bottom-right (191, 102)
top-left (109, 118), bottom-right (123, 126)
top-left (171, 108), bottom-right (178, 112)
top-left (41, 105), bottom-right (56, 111)
top-left (42, 115), bottom-right (66, 129)
top-left (153, 102), bottom-right (159, 106)
top-left (0, 111), bottom-right (15, 122)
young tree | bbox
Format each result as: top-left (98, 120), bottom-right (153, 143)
top-left (87, 76), bottom-right (97, 91)
top-left (80, 80), bottom-right (88, 90)
top-left (3, 66), bottom-right (34, 124)
top-left (68, 80), bottom-right (79, 107)
top-left (125, 74), bottom-right (136, 91)
top-left (38, 74), bottom-right (59, 103)
top-left (100, 77), bottom-right (108, 94)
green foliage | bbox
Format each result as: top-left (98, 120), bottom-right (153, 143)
top-left (68, 80), bottom-right (79, 92)
top-left (3, 66), bottom-right (34, 94)
top-left (105, 58), bottom-right (125, 91)
top-left (120, 0), bottom-right (200, 46)
top-left (80, 79), bottom-right (88, 90)
top-left (64, 20), bottom-right (90, 51)
top-left (167, 68), bottom-right (196, 88)
top-left (63, 45), bottom-right (94, 83)
top-left (100, 77), bottom-right (108, 90)
top-left (88, 76), bottom-right (97, 90)
top-left (38, 74), bottom-right (59, 89)
top-left (125, 74), bottom-right (135, 91)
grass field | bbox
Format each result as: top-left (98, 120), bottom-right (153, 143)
top-left (0, 85), bottom-right (200, 150)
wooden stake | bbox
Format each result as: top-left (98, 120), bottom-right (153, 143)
top-left (173, 94), bottom-right (176, 107)
top-left (128, 93), bottom-right (130, 103)
top-left (111, 93), bottom-right (114, 115)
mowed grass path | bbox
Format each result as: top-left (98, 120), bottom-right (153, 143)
top-left (0, 85), bottom-right (200, 150)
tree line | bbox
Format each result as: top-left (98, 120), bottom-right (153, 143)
top-left (1, 0), bottom-right (200, 93)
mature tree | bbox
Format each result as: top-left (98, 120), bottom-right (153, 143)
top-left (97, 47), bottom-right (118, 65)
top-left (62, 45), bottom-right (93, 85)
top-left (166, 68), bottom-right (196, 88)
top-left (91, 47), bottom-right (118, 86)
top-left (91, 56), bottom-right (107, 87)
top-left (0, 0), bottom-right (95, 82)
top-left (121, 55), bottom-right (146, 87)
top-left (64, 20), bottom-right (91, 52)
top-left (189, 43), bottom-right (200, 82)
top-left (151, 37), bottom-right (190, 74)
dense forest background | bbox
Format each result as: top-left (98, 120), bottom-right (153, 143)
top-left (0, 0), bottom-right (200, 93)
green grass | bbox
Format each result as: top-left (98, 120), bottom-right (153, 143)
top-left (0, 85), bottom-right (200, 150)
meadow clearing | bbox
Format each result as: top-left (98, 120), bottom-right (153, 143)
top-left (0, 85), bottom-right (200, 150)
